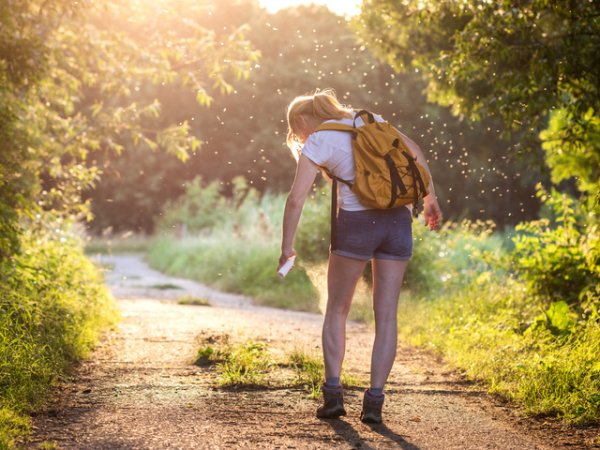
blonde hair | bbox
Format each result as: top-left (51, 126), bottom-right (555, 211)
top-left (286, 88), bottom-right (353, 155)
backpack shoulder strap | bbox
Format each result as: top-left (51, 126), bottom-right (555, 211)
top-left (353, 109), bottom-right (376, 126)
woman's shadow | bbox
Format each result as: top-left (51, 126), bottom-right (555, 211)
top-left (322, 418), bottom-right (421, 450)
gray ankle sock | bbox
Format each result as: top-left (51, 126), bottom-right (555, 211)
top-left (368, 387), bottom-right (384, 397)
top-left (325, 377), bottom-right (341, 387)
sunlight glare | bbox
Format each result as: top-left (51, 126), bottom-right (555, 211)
top-left (258, 0), bottom-right (362, 17)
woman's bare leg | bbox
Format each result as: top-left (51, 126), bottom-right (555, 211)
top-left (322, 252), bottom-right (368, 380)
top-left (370, 258), bottom-right (409, 389)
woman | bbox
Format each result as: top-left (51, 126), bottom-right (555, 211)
top-left (278, 89), bottom-right (441, 423)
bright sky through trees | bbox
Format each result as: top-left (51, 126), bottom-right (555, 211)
top-left (258, 0), bottom-right (362, 17)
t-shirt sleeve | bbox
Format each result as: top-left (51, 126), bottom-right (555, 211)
top-left (300, 132), bottom-right (332, 166)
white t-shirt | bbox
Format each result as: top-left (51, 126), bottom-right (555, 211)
top-left (301, 112), bottom-right (384, 211)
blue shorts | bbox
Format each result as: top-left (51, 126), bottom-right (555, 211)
top-left (332, 207), bottom-right (413, 261)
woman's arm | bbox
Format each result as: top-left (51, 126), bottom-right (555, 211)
top-left (279, 154), bottom-right (320, 269)
top-left (395, 128), bottom-right (443, 230)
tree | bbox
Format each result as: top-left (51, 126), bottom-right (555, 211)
top-left (188, 3), bottom-right (541, 225)
top-left (0, 1), bottom-right (77, 258)
top-left (355, 0), bottom-right (600, 196)
top-left (0, 0), bottom-right (258, 256)
top-left (88, 2), bottom-right (540, 232)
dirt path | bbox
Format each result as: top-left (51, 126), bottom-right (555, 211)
top-left (27, 254), bottom-right (597, 449)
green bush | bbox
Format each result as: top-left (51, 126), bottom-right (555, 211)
top-left (157, 176), bottom-right (228, 234)
top-left (512, 185), bottom-right (599, 310)
top-left (406, 218), bottom-right (508, 296)
top-left (0, 231), bottom-right (118, 447)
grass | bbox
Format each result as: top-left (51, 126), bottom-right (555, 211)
top-left (287, 348), bottom-right (362, 398)
top-left (194, 340), bottom-right (272, 387)
top-left (84, 232), bottom-right (151, 254)
top-left (177, 296), bottom-right (210, 306)
top-left (218, 342), bottom-right (272, 387)
top-left (397, 278), bottom-right (600, 424)
top-left (0, 231), bottom-right (118, 448)
top-left (150, 283), bottom-right (182, 290)
top-left (288, 348), bottom-right (324, 398)
top-left (194, 340), bottom-right (363, 396)
top-left (193, 335), bottom-right (230, 366)
top-left (0, 409), bottom-right (28, 450)
top-left (148, 231), bottom-right (319, 312)
top-left (194, 345), bottom-right (220, 366)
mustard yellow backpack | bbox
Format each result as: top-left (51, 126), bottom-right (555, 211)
top-left (315, 110), bottom-right (430, 217)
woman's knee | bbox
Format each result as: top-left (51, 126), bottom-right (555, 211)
top-left (373, 308), bottom-right (398, 326)
top-left (326, 301), bottom-right (352, 319)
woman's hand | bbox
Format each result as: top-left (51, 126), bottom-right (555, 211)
top-left (277, 249), bottom-right (297, 272)
top-left (423, 196), bottom-right (442, 231)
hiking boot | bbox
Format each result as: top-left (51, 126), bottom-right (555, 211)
top-left (360, 390), bottom-right (384, 424)
top-left (316, 384), bottom-right (346, 419)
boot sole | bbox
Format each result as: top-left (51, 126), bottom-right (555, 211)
top-left (316, 408), bottom-right (347, 419)
top-left (360, 412), bottom-right (382, 424)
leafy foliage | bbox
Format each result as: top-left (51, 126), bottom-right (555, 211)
top-left (157, 177), bottom-right (228, 234)
top-left (512, 185), bottom-right (599, 310)
top-left (0, 0), bottom-right (258, 258)
top-left (356, 0), bottom-right (600, 195)
top-left (540, 108), bottom-right (600, 194)
top-left (88, 1), bottom-right (540, 233)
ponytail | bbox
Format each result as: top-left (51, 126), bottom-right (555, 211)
top-left (286, 88), bottom-right (352, 154)
top-left (312, 90), bottom-right (350, 120)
